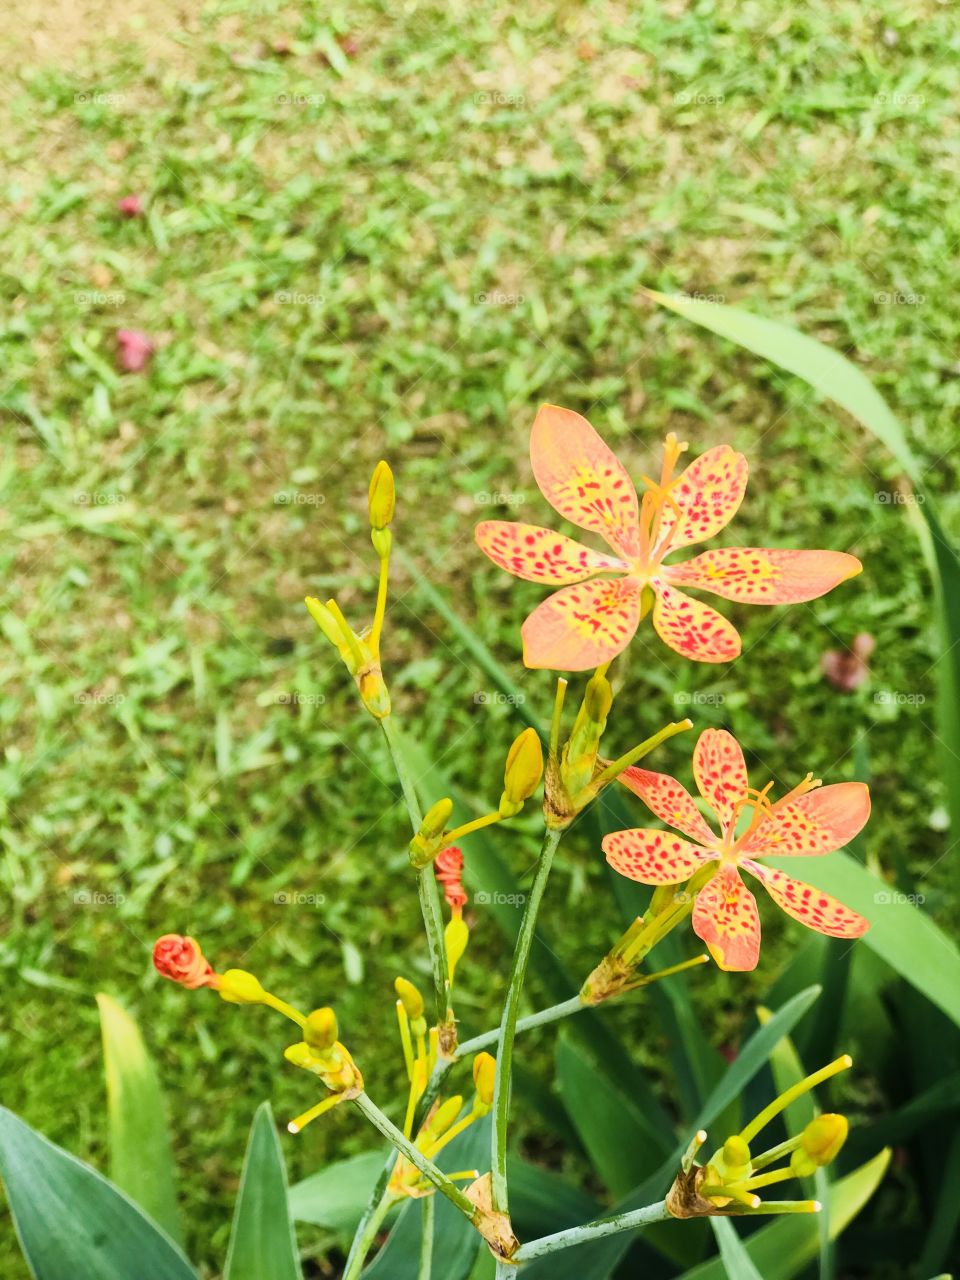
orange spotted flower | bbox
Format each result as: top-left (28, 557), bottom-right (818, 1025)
top-left (603, 728), bottom-right (871, 971)
top-left (475, 404), bottom-right (861, 670)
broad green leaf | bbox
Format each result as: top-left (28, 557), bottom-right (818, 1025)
top-left (96, 993), bottom-right (182, 1244)
top-left (0, 1107), bottom-right (197, 1280)
top-left (644, 289), bottom-right (960, 844)
top-left (364, 1115), bottom-right (491, 1280)
top-left (288, 1151), bottom-right (386, 1231)
top-left (224, 1103), bottom-right (301, 1280)
top-left (677, 1149), bottom-right (891, 1279)
top-left (523, 987), bottom-right (822, 1280)
top-left (768, 851), bottom-right (960, 1028)
top-left (711, 1218), bottom-right (764, 1280)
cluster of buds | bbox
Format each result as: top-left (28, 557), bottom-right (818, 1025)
top-left (409, 729), bottom-right (544, 869)
top-left (667, 1055), bottom-right (852, 1218)
top-left (303, 459), bottom-right (397, 720)
top-left (153, 934), bottom-right (361, 1133)
top-left (389, 1049), bottom-right (496, 1199)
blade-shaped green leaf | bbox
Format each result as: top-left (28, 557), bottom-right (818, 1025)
top-left (0, 1107), bottom-right (197, 1280)
top-left (768, 851), bottom-right (960, 1028)
top-left (96, 993), bottom-right (182, 1244)
top-left (224, 1103), bottom-right (302, 1280)
top-left (288, 1151), bottom-right (387, 1231)
top-left (711, 1218), bottom-right (764, 1280)
top-left (677, 1149), bottom-right (891, 1280)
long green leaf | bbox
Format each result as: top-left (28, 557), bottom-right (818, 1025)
top-left (96, 993), bottom-right (182, 1244)
top-left (224, 1103), bottom-right (302, 1280)
top-left (677, 1150), bottom-right (891, 1279)
top-left (288, 1151), bottom-right (386, 1231)
top-left (768, 851), bottom-right (960, 1028)
top-left (0, 1107), bottom-right (196, 1280)
top-left (711, 1218), bottom-right (764, 1280)
top-left (644, 289), bottom-right (960, 844)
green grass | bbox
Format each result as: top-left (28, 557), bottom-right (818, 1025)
top-left (2, 0), bottom-right (959, 1274)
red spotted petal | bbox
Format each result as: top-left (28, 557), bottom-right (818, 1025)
top-left (521, 577), bottom-right (642, 671)
top-left (475, 520), bottom-right (629, 585)
top-left (692, 865), bottom-right (761, 971)
top-left (530, 404), bottom-right (641, 558)
top-left (742, 782), bottom-right (871, 859)
top-left (744, 861), bottom-right (870, 939)
top-left (617, 767), bottom-right (718, 846)
top-left (653, 445), bottom-right (748, 554)
top-left (652, 581), bottom-right (741, 664)
top-left (603, 828), bottom-right (711, 884)
top-left (665, 547), bottom-right (862, 604)
top-left (693, 728), bottom-right (750, 835)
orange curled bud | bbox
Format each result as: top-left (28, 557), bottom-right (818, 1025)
top-left (500, 728), bottom-right (544, 815)
top-left (472, 1052), bottom-right (496, 1109)
top-left (368, 459), bottom-right (395, 531)
top-left (152, 934), bottom-right (217, 989)
top-left (217, 968), bottom-right (267, 1005)
top-left (304, 1007), bottom-right (339, 1052)
top-left (435, 846), bottom-right (467, 909)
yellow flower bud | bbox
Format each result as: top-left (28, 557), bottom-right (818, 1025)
top-left (429, 1095), bottom-right (464, 1138)
top-left (444, 914), bottom-right (469, 984)
top-left (409, 797), bottom-right (454, 867)
top-left (304, 1007), bottom-right (339, 1052)
top-left (721, 1135), bottom-right (751, 1178)
top-left (800, 1113), bottom-right (848, 1168)
top-left (368, 460), bottom-right (396, 531)
top-left (500, 728), bottom-right (544, 814)
top-left (472, 1052), bottom-right (496, 1109)
top-left (217, 969), bottom-right (267, 1005)
top-left (394, 977), bottom-right (424, 1021)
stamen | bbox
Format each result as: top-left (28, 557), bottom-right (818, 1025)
top-left (773, 772), bottom-right (822, 810)
top-left (729, 782), bottom-right (776, 854)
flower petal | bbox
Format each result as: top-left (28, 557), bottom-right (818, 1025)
top-left (742, 782), bottom-right (871, 859)
top-left (665, 547), bottom-right (862, 604)
top-left (692, 865), bottom-right (761, 971)
top-left (475, 520), bottom-right (629, 585)
top-left (744, 861), bottom-right (870, 939)
top-left (617, 767), bottom-right (718, 846)
top-left (652, 581), bottom-right (741, 664)
top-left (653, 445), bottom-right (748, 554)
top-left (521, 577), bottom-right (642, 671)
top-left (530, 404), bottom-right (641, 558)
top-left (693, 728), bottom-right (750, 834)
top-left (603, 828), bottom-right (710, 884)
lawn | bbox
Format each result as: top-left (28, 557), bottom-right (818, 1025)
top-left (3, 0), bottom-right (958, 1275)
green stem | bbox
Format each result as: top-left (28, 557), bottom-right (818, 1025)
top-left (341, 1181), bottom-right (397, 1280)
top-left (592, 718), bottom-right (693, 788)
top-left (458, 995), bottom-right (583, 1057)
top-left (490, 825), bottom-right (564, 1212)
top-left (512, 1199), bottom-right (671, 1262)
top-left (354, 1092), bottom-right (478, 1222)
top-left (380, 716), bottom-right (449, 1025)
top-left (418, 1196), bottom-right (435, 1280)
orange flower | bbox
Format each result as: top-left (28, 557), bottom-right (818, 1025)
top-left (476, 405), bottom-right (861, 670)
top-left (153, 934), bottom-right (219, 989)
top-left (602, 728), bottom-right (871, 971)
top-left (435, 845), bottom-right (467, 910)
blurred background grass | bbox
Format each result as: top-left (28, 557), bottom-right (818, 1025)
top-left (2, 0), bottom-right (958, 1275)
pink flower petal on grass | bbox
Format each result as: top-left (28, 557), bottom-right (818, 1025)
top-left (653, 445), bottom-right (748, 554)
top-left (603, 828), bottom-right (710, 884)
top-left (530, 404), bottom-right (641, 559)
top-left (693, 728), bottom-right (750, 836)
top-left (117, 194), bottom-right (144, 218)
top-left (116, 329), bottom-right (153, 372)
top-left (652, 581), bottom-right (741, 664)
top-left (744, 861), bottom-right (869, 939)
top-left (666, 547), bottom-right (862, 604)
top-left (742, 782), bottom-right (871, 859)
top-left (475, 520), bottom-right (629, 585)
top-left (692, 864), bottom-right (761, 971)
top-left (617, 766), bottom-right (717, 846)
top-left (521, 576), bottom-right (643, 671)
